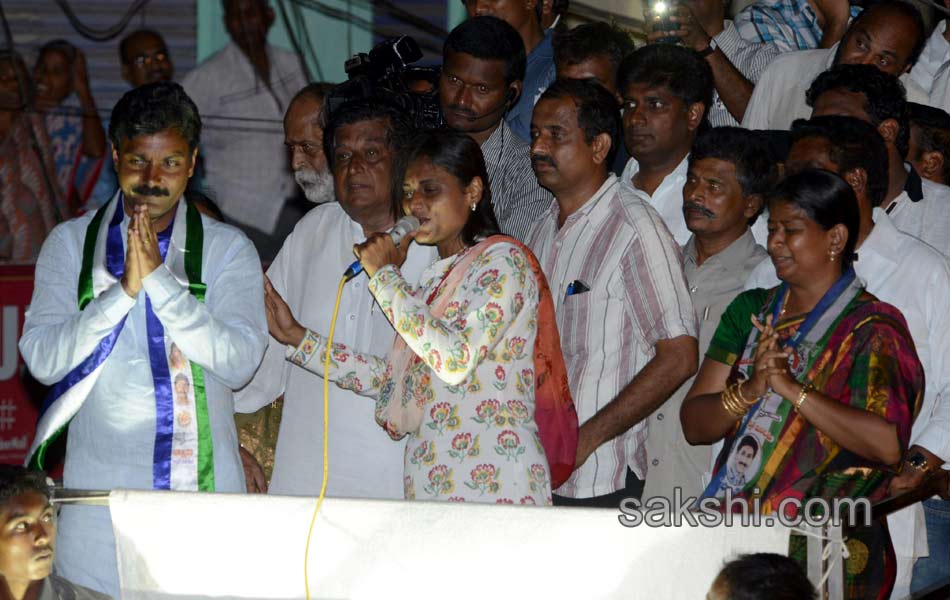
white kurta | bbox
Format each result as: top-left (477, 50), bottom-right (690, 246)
top-left (883, 175), bottom-right (950, 259)
top-left (909, 21), bottom-right (950, 116)
top-left (235, 202), bottom-right (437, 498)
top-left (19, 195), bottom-right (268, 598)
top-left (181, 43), bottom-right (308, 233)
top-left (742, 45), bottom-right (929, 130)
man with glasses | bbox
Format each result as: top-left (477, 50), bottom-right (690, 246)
top-left (119, 30), bottom-right (173, 88)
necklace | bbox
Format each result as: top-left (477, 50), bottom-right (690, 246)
top-left (779, 288), bottom-right (791, 318)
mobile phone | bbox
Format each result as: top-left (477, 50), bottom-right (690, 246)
top-left (650, 0), bottom-right (680, 45)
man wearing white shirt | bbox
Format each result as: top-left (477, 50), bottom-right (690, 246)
top-left (745, 116), bottom-right (950, 599)
top-left (807, 64), bottom-right (950, 258)
top-left (909, 16), bottom-right (950, 115)
top-left (907, 102), bottom-right (950, 186)
top-left (617, 44), bottom-right (713, 246)
top-left (742, 1), bottom-right (928, 131)
top-left (236, 99), bottom-right (437, 498)
top-left (18, 82), bottom-right (268, 597)
top-left (181, 0), bottom-right (308, 262)
top-left (527, 79), bottom-right (697, 506)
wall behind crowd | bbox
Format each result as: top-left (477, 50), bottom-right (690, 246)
top-left (2, 0), bottom-right (197, 112)
top-left (196, 0), bottom-right (370, 80)
top-left (0, 0), bottom-right (374, 113)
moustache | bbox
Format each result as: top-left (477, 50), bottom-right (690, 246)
top-left (132, 184), bottom-right (170, 197)
top-left (683, 201), bottom-right (715, 219)
top-left (531, 154), bottom-right (557, 169)
top-left (446, 104), bottom-right (477, 119)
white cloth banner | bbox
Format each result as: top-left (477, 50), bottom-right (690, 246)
top-left (110, 490), bottom-right (792, 600)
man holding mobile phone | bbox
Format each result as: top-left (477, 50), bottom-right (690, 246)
top-left (644, 0), bottom-right (779, 127)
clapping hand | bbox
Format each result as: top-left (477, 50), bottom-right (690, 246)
top-left (72, 49), bottom-right (93, 99)
top-left (750, 314), bottom-right (798, 399)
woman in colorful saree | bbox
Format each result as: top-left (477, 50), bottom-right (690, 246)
top-left (681, 169), bottom-right (923, 599)
top-left (264, 129), bottom-right (577, 504)
top-left (32, 40), bottom-right (107, 213)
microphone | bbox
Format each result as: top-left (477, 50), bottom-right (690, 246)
top-left (342, 215), bottom-right (421, 281)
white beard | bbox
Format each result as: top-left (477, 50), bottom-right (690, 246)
top-left (294, 168), bottom-right (334, 204)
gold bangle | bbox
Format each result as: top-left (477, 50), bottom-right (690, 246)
top-left (720, 389), bottom-right (737, 416)
top-left (721, 394), bottom-right (743, 418)
top-left (796, 384), bottom-right (812, 410)
top-left (728, 384), bottom-right (747, 413)
top-left (721, 384), bottom-right (749, 418)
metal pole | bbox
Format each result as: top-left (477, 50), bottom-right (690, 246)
top-left (50, 488), bottom-right (111, 506)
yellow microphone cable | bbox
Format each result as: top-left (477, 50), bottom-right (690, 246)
top-left (303, 274), bottom-right (347, 600)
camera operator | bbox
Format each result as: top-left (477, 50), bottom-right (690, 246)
top-left (464, 0), bottom-right (556, 142)
top-left (440, 17), bottom-right (552, 242)
top-left (326, 36), bottom-right (442, 131)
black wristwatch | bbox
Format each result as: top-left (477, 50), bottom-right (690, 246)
top-left (697, 38), bottom-right (719, 58)
top-left (907, 451), bottom-right (932, 474)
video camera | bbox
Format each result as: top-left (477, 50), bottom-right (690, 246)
top-left (325, 36), bottom-right (443, 130)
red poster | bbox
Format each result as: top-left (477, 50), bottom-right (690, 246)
top-left (0, 266), bottom-right (38, 466)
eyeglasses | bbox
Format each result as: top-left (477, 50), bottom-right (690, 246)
top-left (133, 51), bottom-right (169, 68)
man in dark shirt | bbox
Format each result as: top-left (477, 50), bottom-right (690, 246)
top-left (0, 466), bottom-right (111, 600)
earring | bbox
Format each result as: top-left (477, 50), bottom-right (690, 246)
top-left (471, 203), bottom-right (477, 212)
top-left (829, 251), bottom-right (836, 262)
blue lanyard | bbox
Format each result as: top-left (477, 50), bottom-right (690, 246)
top-left (770, 267), bottom-right (856, 350)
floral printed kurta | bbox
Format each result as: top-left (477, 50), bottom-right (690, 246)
top-left (288, 241), bottom-right (553, 504)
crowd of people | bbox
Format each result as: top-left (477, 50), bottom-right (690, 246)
top-left (2, 0), bottom-right (950, 598)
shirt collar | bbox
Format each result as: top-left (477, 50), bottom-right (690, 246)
top-left (904, 165), bottom-right (924, 202)
top-left (620, 154), bottom-right (689, 197)
top-left (683, 229), bottom-right (759, 272)
top-left (527, 30), bottom-right (554, 64)
top-left (822, 44), bottom-right (837, 70)
top-left (560, 174), bottom-right (620, 227)
top-left (861, 207), bottom-right (902, 265)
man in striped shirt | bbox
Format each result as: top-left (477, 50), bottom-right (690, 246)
top-left (526, 79), bottom-right (698, 507)
top-left (439, 16), bottom-right (553, 242)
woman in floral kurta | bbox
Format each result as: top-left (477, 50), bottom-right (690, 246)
top-left (267, 130), bottom-right (557, 504)
top-left (289, 242), bottom-right (551, 504)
